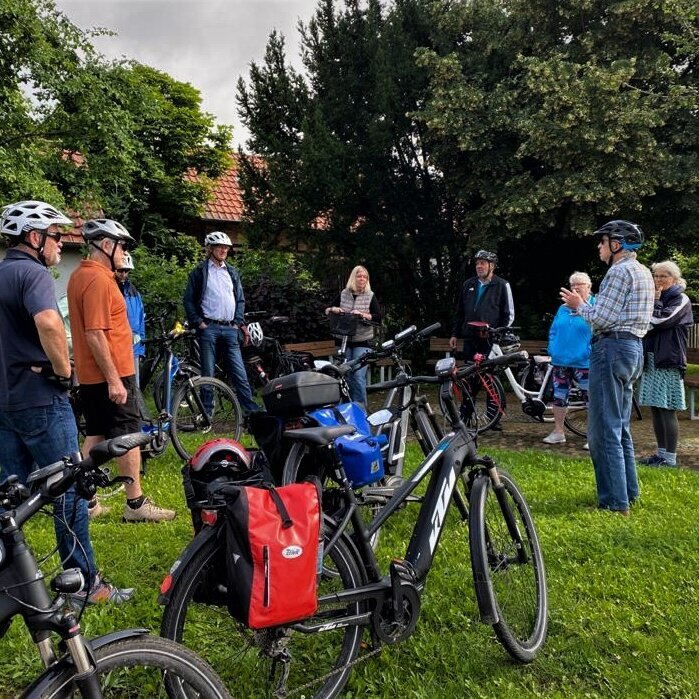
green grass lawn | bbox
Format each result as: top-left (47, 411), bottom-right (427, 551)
top-left (1, 443), bottom-right (698, 697)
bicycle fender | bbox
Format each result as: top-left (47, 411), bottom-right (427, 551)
top-left (20, 628), bottom-right (150, 698)
top-left (158, 524), bottom-right (221, 605)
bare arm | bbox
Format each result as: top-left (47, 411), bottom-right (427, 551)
top-left (85, 329), bottom-right (127, 404)
top-left (33, 309), bottom-right (71, 377)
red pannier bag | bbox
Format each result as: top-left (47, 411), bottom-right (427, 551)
top-left (224, 479), bottom-right (322, 629)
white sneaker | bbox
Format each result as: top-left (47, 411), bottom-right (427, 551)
top-left (543, 432), bottom-right (566, 444)
top-left (583, 442), bottom-right (589, 451)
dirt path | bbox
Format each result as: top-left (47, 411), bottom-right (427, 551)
top-left (472, 404), bottom-right (699, 469)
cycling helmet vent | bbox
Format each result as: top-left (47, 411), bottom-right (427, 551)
top-left (188, 438), bottom-right (251, 473)
top-left (474, 250), bottom-right (498, 264)
top-left (593, 220), bottom-right (644, 250)
top-left (247, 322), bottom-right (264, 347)
top-left (205, 231), bottom-right (232, 247)
top-left (82, 218), bottom-right (134, 242)
top-left (1, 200), bottom-right (73, 236)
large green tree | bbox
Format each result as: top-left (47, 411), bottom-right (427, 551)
top-left (237, 0), bottom-right (465, 331)
top-left (1, 0), bottom-right (231, 240)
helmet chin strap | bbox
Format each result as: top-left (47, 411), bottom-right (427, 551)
top-left (89, 239), bottom-right (119, 271)
top-left (21, 231), bottom-right (49, 267)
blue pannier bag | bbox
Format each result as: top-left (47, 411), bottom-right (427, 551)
top-left (309, 402), bottom-right (387, 487)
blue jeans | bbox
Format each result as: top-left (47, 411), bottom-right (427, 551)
top-left (344, 346), bottom-right (372, 405)
top-left (587, 337), bottom-right (643, 510)
top-left (198, 324), bottom-right (260, 413)
top-left (0, 396), bottom-right (96, 586)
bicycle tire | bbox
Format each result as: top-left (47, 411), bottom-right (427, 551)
top-left (29, 634), bottom-right (231, 698)
top-left (563, 403), bottom-right (588, 438)
top-left (170, 376), bottom-right (243, 460)
top-left (441, 372), bottom-right (505, 434)
top-left (468, 468), bottom-right (548, 663)
top-left (160, 529), bottom-right (365, 699)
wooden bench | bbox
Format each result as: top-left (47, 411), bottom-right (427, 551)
top-left (427, 337), bottom-right (547, 367)
top-left (284, 340), bottom-right (337, 362)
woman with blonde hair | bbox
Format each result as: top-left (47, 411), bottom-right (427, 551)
top-left (637, 260), bottom-right (694, 467)
top-left (325, 265), bottom-right (382, 405)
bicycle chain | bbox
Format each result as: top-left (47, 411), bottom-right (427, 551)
top-left (280, 644), bottom-right (382, 698)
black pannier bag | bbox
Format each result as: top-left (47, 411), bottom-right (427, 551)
top-left (224, 478), bottom-right (322, 629)
top-left (261, 371), bottom-right (342, 416)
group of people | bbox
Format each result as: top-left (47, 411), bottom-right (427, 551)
top-left (447, 221), bottom-right (693, 517)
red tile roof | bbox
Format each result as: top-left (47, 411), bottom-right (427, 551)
top-left (186, 156), bottom-right (245, 222)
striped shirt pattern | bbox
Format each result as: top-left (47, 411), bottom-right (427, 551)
top-left (578, 255), bottom-right (654, 337)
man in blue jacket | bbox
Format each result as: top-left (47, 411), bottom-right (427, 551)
top-left (183, 232), bottom-right (259, 414)
top-left (115, 252), bottom-right (145, 387)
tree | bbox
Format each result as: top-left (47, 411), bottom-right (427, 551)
top-left (237, 0), bottom-right (466, 332)
top-left (1, 0), bottom-right (232, 247)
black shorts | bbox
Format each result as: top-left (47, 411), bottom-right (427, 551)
top-left (79, 375), bottom-right (141, 438)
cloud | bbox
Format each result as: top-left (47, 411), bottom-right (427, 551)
top-left (55, 0), bottom-right (317, 146)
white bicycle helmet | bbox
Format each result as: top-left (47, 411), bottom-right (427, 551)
top-left (1, 200), bottom-right (73, 236)
top-left (246, 322), bottom-right (264, 347)
top-left (82, 218), bottom-right (135, 242)
top-left (188, 438), bottom-right (251, 473)
top-left (204, 231), bottom-right (232, 247)
top-left (119, 251), bottom-right (135, 270)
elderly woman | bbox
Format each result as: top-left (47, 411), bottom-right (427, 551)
top-left (543, 272), bottom-right (595, 446)
top-left (637, 261), bottom-right (694, 467)
top-left (325, 265), bottom-right (382, 405)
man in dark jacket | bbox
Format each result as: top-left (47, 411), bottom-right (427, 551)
top-left (183, 232), bottom-right (259, 414)
top-left (449, 250), bottom-right (515, 359)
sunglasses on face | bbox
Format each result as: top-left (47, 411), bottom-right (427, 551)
top-left (45, 231), bottom-right (62, 242)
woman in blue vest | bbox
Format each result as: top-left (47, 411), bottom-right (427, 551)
top-left (544, 271), bottom-right (595, 446)
top-left (325, 265), bottom-right (382, 406)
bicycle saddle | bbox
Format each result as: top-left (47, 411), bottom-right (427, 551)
top-left (284, 425), bottom-right (356, 446)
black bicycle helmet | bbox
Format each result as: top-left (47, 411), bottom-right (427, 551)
top-left (474, 250), bottom-right (498, 264)
top-left (593, 220), bottom-right (644, 251)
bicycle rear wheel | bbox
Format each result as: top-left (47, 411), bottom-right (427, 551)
top-left (26, 634), bottom-right (230, 698)
top-left (563, 395), bottom-right (588, 438)
top-left (468, 468), bottom-right (548, 663)
top-left (160, 530), bottom-right (365, 699)
top-left (170, 376), bottom-right (243, 460)
top-left (441, 372), bottom-right (505, 433)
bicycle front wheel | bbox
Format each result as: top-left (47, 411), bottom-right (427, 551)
top-left (442, 372), bottom-right (505, 434)
top-left (27, 634), bottom-right (230, 698)
top-left (160, 530), bottom-right (365, 699)
top-left (170, 376), bottom-right (243, 460)
top-left (468, 468), bottom-right (548, 663)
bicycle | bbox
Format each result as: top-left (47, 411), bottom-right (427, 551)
top-left (450, 323), bottom-right (589, 438)
top-left (241, 313), bottom-right (315, 388)
top-left (0, 431), bottom-right (230, 698)
top-left (159, 350), bottom-right (548, 698)
top-left (70, 324), bottom-right (244, 463)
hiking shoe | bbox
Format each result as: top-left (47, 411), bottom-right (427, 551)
top-left (543, 432), bottom-right (566, 444)
top-left (69, 574), bottom-right (134, 607)
top-left (88, 498), bottom-right (111, 519)
top-left (637, 454), bottom-right (663, 465)
top-left (123, 497), bottom-right (176, 523)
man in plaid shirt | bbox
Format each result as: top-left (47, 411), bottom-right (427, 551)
top-left (560, 221), bottom-right (654, 516)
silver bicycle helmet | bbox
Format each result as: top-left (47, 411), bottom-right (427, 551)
top-left (82, 218), bottom-right (135, 243)
top-left (119, 252), bottom-right (135, 270)
top-left (204, 231), bottom-right (232, 247)
top-left (474, 250), bottom-right (498, 264)
top-left (1, 201), bottom-right (73, 236)
top-left (246, 322), bottom-right (264, 347)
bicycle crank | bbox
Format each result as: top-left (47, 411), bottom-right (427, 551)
top-left (373, 559), bottom-right (421, 644)
top-left (521, 397), bottom-right (546, 420)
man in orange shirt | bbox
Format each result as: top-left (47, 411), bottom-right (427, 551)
top-left (67, 219), bottom-right (175, 522)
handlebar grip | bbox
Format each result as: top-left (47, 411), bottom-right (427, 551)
top-left (416, 322), bottom-right (441, 338)
top-left (394, 325), bottom-right (417, 343)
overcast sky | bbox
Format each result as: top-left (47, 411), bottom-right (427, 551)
top-left (54, 0), bottom-right (319, 147)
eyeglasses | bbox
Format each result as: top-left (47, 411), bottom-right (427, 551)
top-left (116, 269), bottom-right (129, 274)
top-left (653, 273), bottom-right (671, 278)
top-left (45, 231), bottom-right (62, 242)
top-left (570, 283), bottom-right (589, 288)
